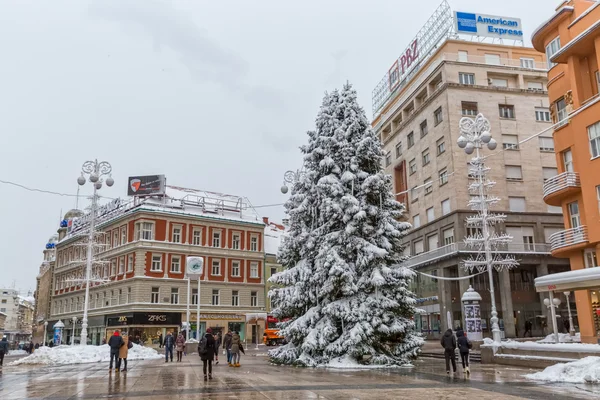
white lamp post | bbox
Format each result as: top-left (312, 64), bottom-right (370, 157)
top-left (564, 291), bottom-right (575, 336)
top-left (544, 294), bottom-right (562, 344)
top-left (43, 321), bottom-right (48, 346)
top-left (77, 159), bottom-right (114, 346)
top-left (71, 316), bottom-right (78, 346)
top-left (280, 170), bottom-right (306, 194)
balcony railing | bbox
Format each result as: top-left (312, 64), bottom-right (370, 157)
top-left (442, 53), bottom-right (548, 71)
top-left (543, 172), bottom-right (581, 199)
top-left (549, 226), bottom-right (588, 251)
top-left (405, 242), bottom-right (552, 269)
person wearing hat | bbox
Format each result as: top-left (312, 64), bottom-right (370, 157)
top-left (108, 331), bottom-right (125, 372)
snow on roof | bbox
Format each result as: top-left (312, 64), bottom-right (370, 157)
top-left (535, 267), bottom-right (600, 289)
top-left (264, 223), bottom-right (285, 256)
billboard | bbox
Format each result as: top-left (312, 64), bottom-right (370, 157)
top-left (127, 175), bottom-right (166, 196)
top-left (455, 12), bottom-right (523, 39)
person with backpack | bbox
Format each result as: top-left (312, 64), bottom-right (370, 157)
top-left (164, 331), bottom-right (174, 362)
top-left (0, 336), bottom-right (9, 368)
top-left (198, 328), bottom-right (216, 380)
top-left (175, 333), bottom-right (185, 362)
top-left (108, 331), bottom-right (125, 372)
top-left (119, 334), bottom-right (133, 372)
top-left (440, 328), bottom-right (457, 374)
top-left (456, 328), bottom-right (472, 375)
top-left (230, 331), bottom-right (242, 367)
top-left (223, 330), bottom-right (233, 365)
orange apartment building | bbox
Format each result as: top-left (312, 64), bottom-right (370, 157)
top-left (533, 0), bottom-right (600, 343)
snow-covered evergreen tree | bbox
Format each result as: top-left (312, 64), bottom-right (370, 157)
top-left (269, 83), bottom-right (423, 367)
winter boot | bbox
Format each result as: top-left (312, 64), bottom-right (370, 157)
top-left (465, 367), bottom-right (470, 375)
top-left (115, 368), bottom-right (119, 372)
top-left (235, 363), bottom-right (240, 367)
top-left (208, 374), bottom-right (213, 380)
top-left (203, 375), bottom-right (208, 381)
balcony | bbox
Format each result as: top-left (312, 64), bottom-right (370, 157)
top-left (543, 172), bottom-right (581, 206)
top-left (549, 226), bottom-right (588, 254)
top-left (405, 242), bottom-right (551, 270)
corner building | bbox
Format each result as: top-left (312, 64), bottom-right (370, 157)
top-left (373, 39), bottom-right (571, 339)
top-left (49, 186), bottom-right (266, 345)
top-left (532, 0), bottom-right (600, 344)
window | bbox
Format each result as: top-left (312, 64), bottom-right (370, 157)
top-left (420, 120), bottom-right (428, 137)
top-left (414, 240), bottom-right (424, 255)
top-left (535, 107), bottom-right (551, 122)
top-left (490, 78), bottom-right (508, 87)
top-left (443, 227), bottom-right (455, 245)
top-left (506, 227), bottom-right (535, 251)
top-left (543, 167), bottom-right (558, 182)
top-left (485, 53), bottom-right (500, 65)
top-left (172, 226), bottom-right (182, 243)
top-left (545, 36), bottom-right (560, 69)
top-left (441, 199), bottom-right (451, 215)
top-left (118, 256), bottom-right (125, 274)
top-left (111, 260), bottom-right (117, 276)
top-left (520, 58), bottom-right (535, 69)
top-left (422, 149), bottom-right (430, 166)
top-left (212, 231), bottom-right (221, 247)
top-left (585, 250), bottom-right (598, 268)
top-left (151, 255), bottom-right (162, 272)
top-left (409, 158), bottom-right (417, 175)
top-left (434, 107), bottom-right (443, 125)
top-left (113, 231), bottom-right (118, 248)
top-left (192, 288), bottom-right (198, 305)
top-left (563, 149), bottom-right (574, 172)
top-left (436, 138), bottom-right (445, 155)
top-left (251, 291), bottom-right (258, 307)
top-left (439, 169), bottom-right (448, 186)
top-left (459, 73), bottom-right (475, 85)
top-left (250, 236), bottom-right (258, 251)
top-left (462, 101), bottom-right (478, 116)
top-left (528, 81), bottom-right (544, 90)
top-left (426, 207), bottom-right (435, 223)
top-left (151, 287), bottom-right (159, 303)
top-left (556, 98), bottom-right (567, 126)
top-left (271, 267), bottom-right (277, 276)
top-left (411, 187), bottom-right (418, 203)
top-left (407, 132), bottom-right (415, 148)
top-left (170, 288), bottom-right (179, 304)
top-left (231, 260), bottom-right (241, 277)
top-left (120, 226), bottom-right (127, 245)
top-left (136, 222), bottom-right (154, 240)
top-left (509, 197), bottom-right (526, 212)
top-left (588, 122), bottom-right (600, 159)
top-left (385, 151), bottom-right (392, 167)
top-left (232, 233), bottom-right (241, 250)
top-left (427, 234), bottom-right (438, 251)
top-left (127, 254), bottom-right (134, 272)
top-left (413, 215), bottom-right (421, 228)
top-left (212, 289), bottom-right (220, 305)
top-left (127, 287), bottom-right (131, 304)
top-left (499, 104), bottom-right (515, 119)
top-left (506, 165), bottom-right (523, 181)
top-left (597, 185), bottom-right (600, 213)
top-left (502, 134), bottom-right (519, 150)
top-left (548, 205), bottom-right (562, 213)
top-left (568, 202), bottom-right (581, 228)
top-left (250, 262), bottom-right (259, 278)
top-left (539, 136), bottom-right (555, 152)
top-left (192, 228), bottom-right (202, 245)
top-left (424, 178), bottom-right (433, 195)
top-left (395, 142), bottom-right (402, 158)
top-left (458, 51), bottom-right (468, 62)
top-left (212, 259), bottom-right (221, 276)
top-left (171, 256), bottom-right (181, 273)
top-left (232, 290), bottom-right (239, 306)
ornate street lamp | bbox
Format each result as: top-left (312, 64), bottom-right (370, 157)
top-left (280, 170), bottom-right (306, 194)
top-left (544, 295), bottom-right (562, 344)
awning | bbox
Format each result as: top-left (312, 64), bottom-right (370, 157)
top-left (535, 267), bottom-right (600, 292)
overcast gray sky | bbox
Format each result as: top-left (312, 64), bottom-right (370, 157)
top-left (0, 0), bottom-right (552, 293)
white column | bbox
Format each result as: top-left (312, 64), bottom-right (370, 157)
top-left (549, 291), bottom-right (559, 344)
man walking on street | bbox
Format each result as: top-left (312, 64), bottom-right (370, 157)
top-left (164, 331), bottom-right (174, 362)
top-left (108, 331), bottom-right (124, 372)
top-left (223, 330), bottom-right (233, 366)
top-left (158, 333), bottom-right (163, 349)
top-left (440, 328), bottom-right (457, 374)
top-left (0, 336), bottom-right (9, 368)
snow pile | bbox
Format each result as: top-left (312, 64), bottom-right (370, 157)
top-left (6, 349), bottom-right (28, 356)
top-left (538, 333), bottom-right (581, 343)
top-left (322, 355), bottom-right (411, 369)
top-left (186, 339), bottom-right (199, 344)
top-left (10, 344), bottom-right (162, 366)
top-left (525, 357), bottom-right (600, 383)
top-left (481, 337), bottom-right (600, 353)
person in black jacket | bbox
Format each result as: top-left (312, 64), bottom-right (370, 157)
top-left (440, 328), bottom-right (457, 374)
top-left (163, 331), bottom-right (175, 362)
top-left (199, 328), bottom-right (216, 380)
top-left (0, 336), bottom-right (9, 367)
top-left (456, 328), bottom-right (472, 374)
top-left (108, 331), bottom-right (125, 372)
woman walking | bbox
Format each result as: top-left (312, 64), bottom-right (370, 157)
top-left (119, 334), bottom-right (133, 372)
top-left (199, 328), bottom-right (216, 380)
top-left (175, 332), bottom-right (185, 362)
top-left (214, 331), bottom-right (222, 365)
top-left (456, 328), bottom-right (472, 375)
top-left (230, 331), bottom-right (242, 367)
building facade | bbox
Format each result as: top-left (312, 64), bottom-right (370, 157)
top-left (0, 289), bottom-right (34, 345)
top-left (32, 233), bottom-right (59, 344)
top-left (532, 0), bottom-right (600, 344)
top-left (372, 39), bottom-right (571, 339)
top-left (263, 219), bottom-right (284, 314)
top-left (47, 185), bottom-right (267, 345)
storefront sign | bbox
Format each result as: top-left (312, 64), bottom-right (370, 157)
top-left (189, 313), bottom-right (245, 321)
top-left (415, 296), bottom-right (439, 304)
top-left (455, 12), bottom-right (523, 39)
top-left (69, 198), bottom-right (128, 235)
top-left (106, 314), bottom-right (133, 327)
top-left (106, 313), bottom-right (181, 326)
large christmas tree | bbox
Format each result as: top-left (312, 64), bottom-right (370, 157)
top-left (269, 83), bottom-right (423, 367)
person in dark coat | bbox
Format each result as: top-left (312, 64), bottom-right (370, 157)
top-left (440, 328), bottom-right (457, 374)
top-left (108, 331), bottom-right (125, 372)
top-left (214, 331), bottom-right (222, 365)
top-left (158, 333), bottom-right (164, 348)
top-left (223, 331), bottom-right (233, 365)
top-left (0, 336), bottom-right (9, 367)
top-left (524, 320), bottom-right (532, 337)
top-left (199, 328), bottom-right (216, 380)
top-left (163, 332), bottom-right (174, 362)
top-left (456, 328), bottom-right (472, 374)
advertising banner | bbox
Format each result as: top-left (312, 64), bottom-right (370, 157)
top-left (455, 12), bottom-right (523, 39)
top-left (53, 327), bottom-right (62, 346)
top-left (127, 175), bottom-right (166, 196)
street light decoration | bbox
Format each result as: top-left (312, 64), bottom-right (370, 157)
top-left (458, 114), bottom-right (519, 343)
top-left (280, 170), bottom-right (306, 194)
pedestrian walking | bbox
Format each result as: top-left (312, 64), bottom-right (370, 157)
top-left (158, 333), bottom-right (164, 349)
top-left (164, 331), bottom-right (174, 362)
top-left (524, 320), bottom-right (532, 337)
top-left (440, 328), bottom-right (457, 374)
top-left (175, 333), bottom-right (185, 362)
top-left (119, 334), bottom-right (133, 372)
top-left (0, 336), bottom-right (9, 368)
top-left (223, 330), bottom-right (233, 366)
top-left (456, 328), bottom-right (472, 375)
top-left (230, 331), bottom-right (242, 367)
top-left (214, 331), bottom-right (222, 365)
top-left (198, 328), bottom-right (216, 380)
top-left (108, 331), bottom-right (125, 372)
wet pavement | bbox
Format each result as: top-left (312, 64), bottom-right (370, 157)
top-left (0, 348), bottom-right (599, 399)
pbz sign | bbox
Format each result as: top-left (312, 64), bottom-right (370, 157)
top-left (389, 39), bottom-right (419, 91)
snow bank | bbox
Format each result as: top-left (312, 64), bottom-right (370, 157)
top-left (538, 333), bottom-right (581, 343)
top-left (320, 355), bottom-right (411, 369)
top-left (481, 337), bottom-right (600, 353)
top-left (6, 350), bottom-right (28, 356)
top-left (525, 357), bottom-right (600, 383)
top-left (10, 344), bottom-right (162, 366)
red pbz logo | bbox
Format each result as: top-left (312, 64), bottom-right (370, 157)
top-left (130, 179), bottom-right (141, 193)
